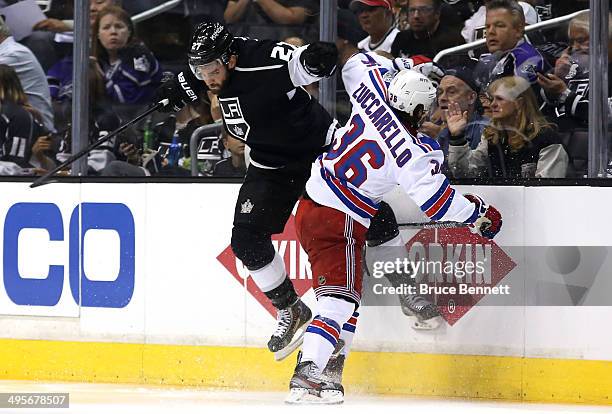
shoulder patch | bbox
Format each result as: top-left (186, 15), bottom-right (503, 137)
top-left (133, 55), bottom-right (150, 73)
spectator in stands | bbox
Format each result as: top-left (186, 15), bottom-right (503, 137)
top-left (0, 64), bottom-right (57, 174)
top-left (47, 55), bottom-right (75, 104)
top-left (473, 0), bottom-right (547, 90)
top-left (448, 75), bottom-right (568, 178)
top-left (213, 128), bottom-right (247, 177)
top-left (31, 0), bottom-right (76, 33)
top-left (434, 68), bottom-right (487, 164)
top-left (395, 0), bottom-right (469, 33)
top-left (90, 0), bottom-right (123, 26)
top-left (100, 140), bottom-right (157, 177)
top-left (391, 0), bottom-right (464, 59)
top-left (547, 0), bottom-right (589, 21)
top-left (46, 1), bottom-right (124, 104)
top-left (0, 16), bottom-right (54, 131)
top-left (22, 0), bottom-right (121, 72)
top-left (32, 0), bottom-right (121, 32)
top-left (349, 0), bottom-right (398, 53)
top-left (49, 56), bottom-right (124, 175)
top-left (224, 0), bottom-right (319, 43)
top-left (334, 8), bottom-right (369, 123)
top-left (91, 6), bottom-right (162, 105)
top-left (21, 0), bottom-right (74, 72)
top-left (462, 0), bottom-right (539, 43)
top-left (479, 90), bottom-right (493, 118)
top-left (182, 0), bottom-right (226, 26)
top-left (101, 115), bottom-right (192, 177)
top-left (394, 0), bottom-right (410, 31)
top-left (537, 11), bottom-right (610, 132)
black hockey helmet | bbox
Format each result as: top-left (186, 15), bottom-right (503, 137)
top-left (188, 22), bottom-right (234, 69)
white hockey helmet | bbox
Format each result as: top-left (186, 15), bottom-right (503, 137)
top-left (388, 69), bottom-right (437, 118)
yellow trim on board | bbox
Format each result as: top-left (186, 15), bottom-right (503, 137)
top-left (1, 338), bottom-right (610, 405)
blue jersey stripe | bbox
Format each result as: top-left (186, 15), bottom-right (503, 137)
top-left (421, 179), bottom-right (450, 212)
top-left (431, 188), bottom-right (455, 221)
top-left (320, 168), bottom-right (377, 219)
top-left (368, 71), bottom-right (386, 101)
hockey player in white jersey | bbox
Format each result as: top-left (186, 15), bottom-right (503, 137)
top-left (286, 51), bottom-right (502, 404)
top-left (336, 12), bottom-right (451, 332)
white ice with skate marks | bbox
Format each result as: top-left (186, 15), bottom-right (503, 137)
top-left (0, 381), bottom-right (610, 414)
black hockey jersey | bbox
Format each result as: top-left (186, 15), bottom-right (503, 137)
top-left (217, 38), bottom-right (334, 168)
top-left (0, 101), bottom-right (47, 168)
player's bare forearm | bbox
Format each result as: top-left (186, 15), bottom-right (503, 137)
top-left (256, 0), bottom-right (308, 25)
top-left (223, 0), bottom-right (250, 23)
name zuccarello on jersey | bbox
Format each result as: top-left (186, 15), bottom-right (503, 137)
top-left (352, 82), bottom-right (411, 167)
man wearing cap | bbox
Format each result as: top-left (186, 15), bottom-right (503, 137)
top-left (349, 0), bottom-right (399, 54)
top-left (433, 67), bottom-right (488, 175)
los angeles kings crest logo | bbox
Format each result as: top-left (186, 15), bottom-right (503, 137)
top-left (219, 97), bottom-right (251, 141)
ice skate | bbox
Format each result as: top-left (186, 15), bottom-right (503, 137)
top-left (322, 353), bottom-right (345, 384)
top-left (380, 268), bottom-right (442, 330)
top-left (268, 298), bottom-right (312, 361)
top-left (285, 361), bottom-right (344, 405)
top-left (399, 294), bottom-right (441, 330)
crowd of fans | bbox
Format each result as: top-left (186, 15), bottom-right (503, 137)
top-left (0, 0), bottom-right (604, 179)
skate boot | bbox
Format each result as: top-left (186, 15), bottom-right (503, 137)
top-left (268, 298), bottom-right (312, 361)
top-left (320, 339), bottom-right (346, 383)
top-left (399, 294), bottom-right (441, 330)
top-left (381, 270), bottom-right (441, 330)
top-left (285, 361), bottom-right (344, 405)
top-left (322, 354), bottom-right (345, 384)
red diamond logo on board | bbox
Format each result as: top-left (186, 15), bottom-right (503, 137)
top-left (406, 228), bottom-right (516, 325)
top-left (216, 215), bottom-right (312, 317)
top-left (217, 217), bottom-right (516, 326)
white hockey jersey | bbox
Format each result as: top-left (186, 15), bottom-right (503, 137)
top-left (357, 27), bottom-right (400, 54)
top-left (305, 52), bottom-right (479, 228)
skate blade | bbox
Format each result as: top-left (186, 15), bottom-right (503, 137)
top-left (412, 316), bottom-right (441, 331)
top-left (285, 388), bottom-right (344, 405)
top-left (274, 315), bottom-right (313, 362)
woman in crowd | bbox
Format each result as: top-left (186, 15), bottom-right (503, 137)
top-left (91, 5), bottom-right (162, 105)
top-left (0, 64), bottom-right (57, 174)
top-left (448, 75), bottom-right (568, 178)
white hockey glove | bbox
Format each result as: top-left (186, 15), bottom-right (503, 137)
top-left (394, 55), bottom-right (445, 87)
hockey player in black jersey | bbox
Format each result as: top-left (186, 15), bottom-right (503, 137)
top-left (181, 22), bottom-right (339, 360)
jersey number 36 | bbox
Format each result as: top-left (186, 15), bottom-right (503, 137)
top-left (325, 114), bottom-right (385, 188)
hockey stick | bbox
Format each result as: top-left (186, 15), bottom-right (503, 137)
top-left (30, 100), bottom-right (168, 188)
top-left (398, 221), bottom-right (469, 229)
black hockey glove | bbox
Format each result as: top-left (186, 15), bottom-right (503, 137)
top-left (300, 41), bottom-right (338, 78)
top-left (153, 71), bottom-right (201, 113)
top-left (153, 78), bottom-right (187, 113)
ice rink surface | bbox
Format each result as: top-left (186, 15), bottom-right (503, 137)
top-left (0, 381), bottom-right (611, 414)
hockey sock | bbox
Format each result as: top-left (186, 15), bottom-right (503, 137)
top-left (338, 311), bottom-right (359, 357)
top-left (301, 296), bottom-right (355, 373)
top-left (250, 253), bottom-right (297, 309)
top-left (249, 252), bottom-right (286, 291)
top-left (366, 234), bottom-right (413, 288)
